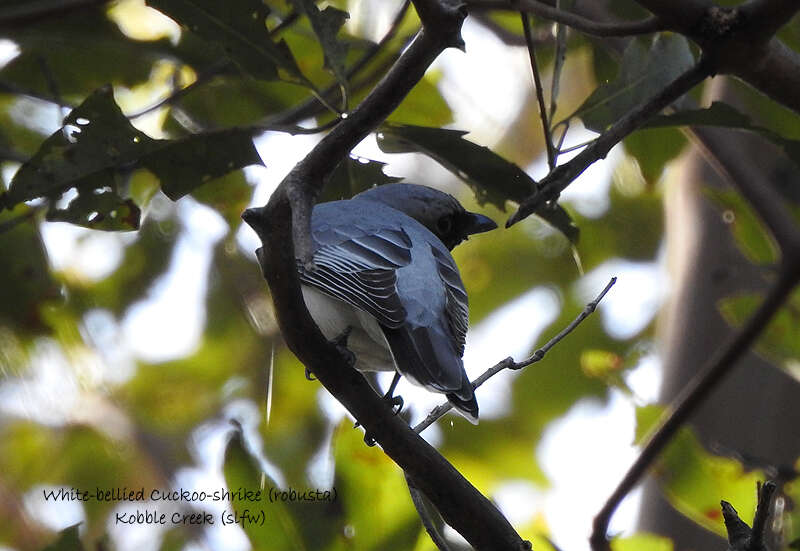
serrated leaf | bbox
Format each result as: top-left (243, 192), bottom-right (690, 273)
top-left (376, 123), bottom-right (579, 242)
top-left (144, 128), bottom-right (261, 200)
top-left (570, 34), bottom-right (694, 132)
top-left (146, 0), bottom-right (308, 85)
top-left (645, 101), bottom-right (800, 178)
top-left (323, 155), bottom-right (402, 202)
top-left (3, 86), bottom-right (262, 225)
top-left (292, 0), bottom-right (350, 90)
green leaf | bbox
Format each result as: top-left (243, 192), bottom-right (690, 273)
top-left (0, 204), bottom-right (61, 334)
top-left (386, 72), bottom-right (453, 128)
top-left (191, 171), bottom-right (253, 230)
top-left (623, 126), bottom-right (686, 186)
top-left (144, 128), bottom-right (261, 200)
top-left (644, 101), bottom-right (800, 176)
top-left (636, 405), bottom-right (763, 536)
top-left (611, 533), bottom-right (673, 551)
top-left (703, 187), bottom-right (779, 265)
top-left (223, 425), bottom-right (305, 550)
top-left (0, 7), bottom-right (174, 98)
top-left (332, 420), bottom-right (420, 550)
top-left (47, 186), bottom-right (141, 231)
top-left (146, 0), bottom-right (309, 85)
top-left (571, 34), bottom-right (694, 132)
top-left (42, 523), bottom-right (85, 551)
top-left (323, 155), bottom-right (402, 202)
top-left (376, 123), bottom-right (579, 242)
top-left (3, 86), bottom-right (262, 223)
top-left (718, 290), bottom-right (800, 374)
top-left (291, 0), bottom-right (350, 90)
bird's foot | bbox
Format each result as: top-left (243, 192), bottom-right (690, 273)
top-left (383, 392), bottom-right (404, 416)
top-left (304, 367), bottom-right (315, 381)
top-left (359, 387), bottom-right (405, 446)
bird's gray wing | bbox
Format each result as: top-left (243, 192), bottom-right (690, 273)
top-left (381, 243), bottom-right (471, 396)
top-left (429, 245), bottom-right (469, 355)
top-left (297, 226), bottom-right (412, 328)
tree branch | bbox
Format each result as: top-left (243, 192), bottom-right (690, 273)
top-left (508, 59), bottom-right (711, 227)
top-left (739, 0), bottom-right (800, 40)
top-left (254, 2), bottom-right (528, 549)
top-left (631, 0), bottom-right (800, 115)
top-left (414, 277), bottom-right (616, 433)
top-left (466, 0), bottom-right (667, 37)
top-left (722, 480), bottom-right (778, 551)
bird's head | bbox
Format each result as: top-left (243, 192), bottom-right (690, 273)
top-left (354, 183), bottom-right (497, 250)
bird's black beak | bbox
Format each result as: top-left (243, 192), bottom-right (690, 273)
top-left (462, 212), bottom-right (497, 236)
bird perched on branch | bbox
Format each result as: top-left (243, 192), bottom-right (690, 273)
top-left (243, 183), bottom-right (496, 423)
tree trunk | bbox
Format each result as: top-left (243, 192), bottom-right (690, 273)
top-left (637, 77), bottom-right (800, 550)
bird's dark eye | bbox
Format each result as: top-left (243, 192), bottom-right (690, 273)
top-left (436, 214), bottom-right (453, 236)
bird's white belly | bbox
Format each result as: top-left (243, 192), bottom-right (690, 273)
top-left (301, 285), bottom-right (396, 372)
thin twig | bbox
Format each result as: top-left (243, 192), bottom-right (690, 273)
top-left (521, 12), bottom-right (556, 169)
top-left (0, 147), bottom-right (29, 164)
top-left (508, 59), bottom-right (711, 227)
top-left (557, 136), bottom-right (594, 155)
top-left (414, 277), bottom-right (617, 433)
top-left (467, 0), bottom-right (667, 37)
top-left (36, 56), bottom-right (67, 124)
top-left (127, 60), bottom-right (231, 120)
top-left (405, 473), bottom-right (453, 551)
top-left (472, 12), bottom-right (552, 45)
top-left (0, 81), bottom-right (76, 110)
top-left (549, 0), bottom-right (568, 124)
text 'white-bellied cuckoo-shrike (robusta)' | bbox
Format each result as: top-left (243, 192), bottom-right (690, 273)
top-left (242, 183), bottom-right (497, 423)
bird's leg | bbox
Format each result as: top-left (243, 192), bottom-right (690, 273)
top-left (362, 372), bottom-right (405, 447)
top-left (383, 371), bottom-right (404, 415)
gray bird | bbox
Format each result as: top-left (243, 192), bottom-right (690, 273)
top-left (242, 183), bottom-right (496, 422)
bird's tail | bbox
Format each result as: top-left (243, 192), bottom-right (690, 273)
top-left (446, 376), bottom-right (479, 425)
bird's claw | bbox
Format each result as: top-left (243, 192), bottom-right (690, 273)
top-left (304, 367), bottom-right (316, 381)
top-left (360, 392), bottom-right (404, 446)
top-left (385, 393), bottom-right (404, 416)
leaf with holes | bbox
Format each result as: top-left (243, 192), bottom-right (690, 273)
top-left (3, 86), bottom-right (261, 229)
top-left (146, 0), bottom-right (309, 85)
top-left (376, 123), bottom-right (579, 242)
